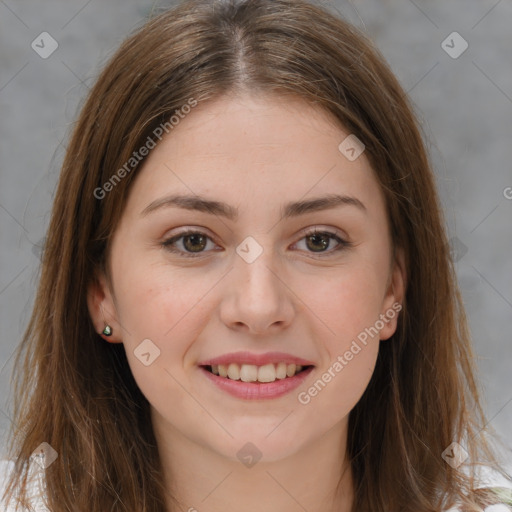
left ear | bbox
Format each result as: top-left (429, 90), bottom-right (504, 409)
top-left (379, 247), bottom-right (406, 341)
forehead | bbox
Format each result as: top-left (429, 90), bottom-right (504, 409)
top-left (123, 93), bottom-right (386, 221)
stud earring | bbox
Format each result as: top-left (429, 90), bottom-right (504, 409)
top-left (102, 325), bottom-right (112, 336)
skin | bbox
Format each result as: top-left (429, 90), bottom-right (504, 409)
top-left (88, 92), bottom-right (405, 512)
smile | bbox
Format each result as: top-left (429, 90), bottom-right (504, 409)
top-left (199, 364), bottom-right (314, 400)
top-left (204, 362), bottom-right (309, 383)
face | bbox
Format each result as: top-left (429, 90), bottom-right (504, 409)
top-left (88, 93), bottom-right (405, 463)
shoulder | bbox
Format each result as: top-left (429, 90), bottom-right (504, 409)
top-left (0, 459), bottom-right (49, 511)
top-left (444, 464), bottom-right (512, 512)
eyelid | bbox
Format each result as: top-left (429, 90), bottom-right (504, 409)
top-left (298, 226), bottom-right (349, 243)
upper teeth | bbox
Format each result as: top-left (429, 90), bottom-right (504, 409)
top-left (210, 363), bottom-right (304, 382)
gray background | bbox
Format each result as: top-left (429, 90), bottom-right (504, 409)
top-left (1, 0), bottom-right (511, 464)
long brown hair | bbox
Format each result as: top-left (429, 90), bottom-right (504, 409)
top-left (3, 0), bottom-right (510, 510)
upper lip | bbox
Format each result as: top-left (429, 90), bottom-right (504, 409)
top-left (198, 351), bottom-right (315, 367)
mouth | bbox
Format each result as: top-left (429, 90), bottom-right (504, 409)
top-left (197, 351), bottom-right (315, 399)
top-left (200, 362), bottom-right (314, 383)
top-left (199, 363), bottom-right (315, 400)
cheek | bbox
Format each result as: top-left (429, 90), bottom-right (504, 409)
top-left (297, 270), bottom-right (381, 419)
top-left (292, 264), bottom-right (384, 416)
top-left (302, 263), bottom-right (387, 345)
top-left (298, 343), bottom-right (378, 429)
top-left (110, 257), bottom-right (217, 389)
top-left (111, 234), bottom-right (387, 398)
top-left (111, 264), bottom-right (213, 413)
top-left (113, 256), bottom-right (208, 338)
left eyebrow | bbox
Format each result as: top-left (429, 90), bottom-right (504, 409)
top-left (281, 194), bottom-right (367, 219)
top-left (140, 193), bottom-right (367, 220)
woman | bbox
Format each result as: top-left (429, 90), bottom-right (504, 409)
top-left (2, 0), bottom-right (511, 510)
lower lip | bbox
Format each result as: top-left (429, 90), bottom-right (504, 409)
top-left (199, 366), bottom-right (314, 400)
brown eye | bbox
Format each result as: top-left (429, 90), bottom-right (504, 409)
top-left (294, 229), bottom-right (350, 256)
top-left (162, 228), bottom-right (350, 259)
top-left (182, 233), bottom-right (207, 252)
top-left (305, 232), bottom-right (331, 252)
top-left (162, 230), bottom-right (215, 257)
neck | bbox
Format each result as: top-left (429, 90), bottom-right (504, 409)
top-left (152, 411), bottom-right (354, 512)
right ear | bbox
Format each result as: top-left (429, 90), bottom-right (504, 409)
top-left (87, 270), bottom-right (123, 343)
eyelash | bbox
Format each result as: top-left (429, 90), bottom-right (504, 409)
top-left (161, 228), bottom-right (352, 258)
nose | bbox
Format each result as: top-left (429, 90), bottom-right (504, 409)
top-left (219, 245), bottom-right (296, 335)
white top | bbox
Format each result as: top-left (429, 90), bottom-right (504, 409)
top-left (1, 459), bottom-right (49, 511)
top-left (1, 459), bottom-right (511, 511)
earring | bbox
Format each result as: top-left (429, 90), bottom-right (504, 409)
top-left (102, 325), bottom-right (112, 336)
